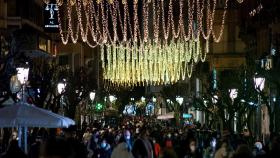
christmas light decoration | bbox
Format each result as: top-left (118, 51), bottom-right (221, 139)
top-left (57, 0), bottom-right (228, 44)
top-left (56, 0), bottom-right (229, 86)
top-left (101, 39), bottom-right (209, 87)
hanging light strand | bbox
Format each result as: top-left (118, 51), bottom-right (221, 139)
top-left (56, 0), bottom-right (228, 86)
top-left (56, 0), bottom-right (228, 44)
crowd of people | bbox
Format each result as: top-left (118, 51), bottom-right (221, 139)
top-left (1, 117), bottom-right (280, 158)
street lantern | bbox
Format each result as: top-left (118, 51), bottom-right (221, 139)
top-left (152, 96), bottom-right (156, 103)
top-left (253, 76), bottom-right (265, 140)
top-left (89, 91), bottom-right (96, 101)
top-left (212, 95), bottom-right (218, 104)
top-left (16, 67), bottom-right (29, 85)
top-left (109, 95), bottom-right (117, 103)
top-left (229, 89), bottom-right (238, 101)
top-left (254, 77), bottom-right (265, 91)
top-left (141, 96), bottom-right (145, 102)
top-left (203, 99), bottom-right (208, 105)
top-left (176, 96), bottom-right (184, 105)
top-left (16, 66), bottom-right (29, 102)
top-left (166, 99), bottom-right (171, 104)
top-left (57, 82), bottom-right (66, 94)
top-left (273, 97), bottom-right (276, 102)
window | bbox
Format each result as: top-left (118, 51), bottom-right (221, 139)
top-left (38, 37), bottom-right (47, 51)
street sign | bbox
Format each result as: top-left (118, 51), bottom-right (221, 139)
top-left (44, 0), bottom-right (59, 32)
top-left (183, 113), bottom-right (192, 119)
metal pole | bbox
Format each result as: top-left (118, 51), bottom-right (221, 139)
top-left (257, 95), bottom-right (261, 140)
top-left (18, 126), bottom-right (21, 148)
top-left (24, 127), bottom-right (27, 153)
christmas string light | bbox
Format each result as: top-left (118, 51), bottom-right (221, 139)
top-left (101, 39), bottom-right (209, 87)
top-left (57, 0), bottom-right (228, 44)
top-left (56, 0), bottom-right (228, 86)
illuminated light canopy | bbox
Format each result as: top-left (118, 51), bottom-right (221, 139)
top-left (57, 0), bottom-right (228, 45)
top-left (56, 0), bottom-right (229, 86)
top-left (102, 39), bottom-right (208, 87)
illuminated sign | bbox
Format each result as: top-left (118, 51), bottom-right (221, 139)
top-left (183, 113), bottom-right (192, 119)
top-left (44, 1), bottom-right (59, 32)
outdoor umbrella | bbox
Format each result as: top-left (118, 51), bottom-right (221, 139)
top-left (24, 50), bottom-right (52, 58)
top-left (0, 102), bottom-right (75, 153)
top-left (0, 102), bottom-right (75, 128)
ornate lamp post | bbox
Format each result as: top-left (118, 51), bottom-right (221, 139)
top-left (15, 65), bottom-right (29, 150)
top-left (254, 76), bottom-right (265, 140)
top-left (57, 79), bottom-right (66, 115)
top-left (229, 89), bottom-right (238, 132)
top-left (87, 91), bottom-right (96, 122)
top-left (16, 66), bottom-right (29, 102)
top-left (57, 78), bottom-right (66, 95)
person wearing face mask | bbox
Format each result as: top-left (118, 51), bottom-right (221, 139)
top-left (165, 133), bottom-right (173, 148)
top-left (89, 131), bottom-right (100, 158)
top-left (214, 140), bottom-right (233, 158)
top-left (111, 130), bottom-right (134, 158)
top-left (184, 138), bottom-right (203, 158)
top-left (153, 138), bottom-right (161, 158)
top-left (92, 139), bottom-right (111, 158)
top-left (132, 127), bottom-right (154, 158)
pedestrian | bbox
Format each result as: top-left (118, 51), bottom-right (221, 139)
top-left (214, 140), bottom-right (233, 158)
top-left (28, 136), bottom-right (43, 158)
top-left (40, 137), bottom-right (69, 158)
top-left (111, 130), bottom-right (134, 158)
top-left (165, 133), bottom-right (173, 148)
top-left (64, 125), bottom-right (87, 158)
top-left (183, 138), bottom-right (202, 158)
top-left (1, 140), bottom-right (27, 158)
top-left (153, 138), bottom-right (161, 158)
top-left (252, 142), bottom-right (266, 158)
top-left (231, 144), bottom-right (253, 158)
top-left (92, 139), bottom-right (111, 158)
top-left (83, 127), bottom-right (92, 145)
top-left (132, 127), bottom-right (153, 158)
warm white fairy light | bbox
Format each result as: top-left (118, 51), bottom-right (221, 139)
top-left (57, 0), bottom-right (228, 44)
top-left (101, 39), bottom-right (209, 87)
top-left (56, 0), bottom-right (228, 86)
